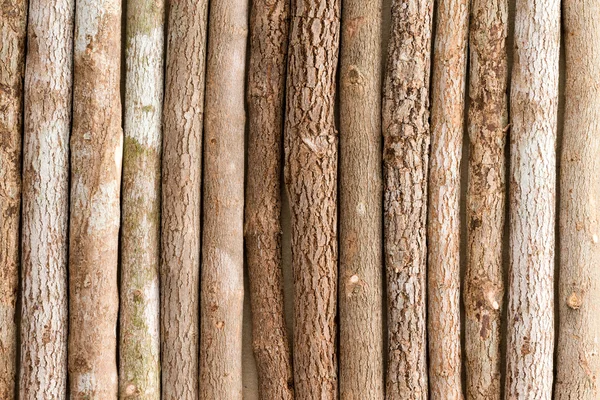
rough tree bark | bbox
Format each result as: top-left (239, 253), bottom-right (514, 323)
top-left (338, 0), bottom-right (384, 398)
top-left (0, 1), bottom-right (26, 397)
top-left (19, 0), bottom-right (73, 397)
top-left (505, 0), bottom-right (560, 397)
top-left (68, 0), bottom-right (122, 397)
top-left (464, 1), bottom-right (508, 399)
top-left (120, 0), bottom-right (164, 397)
top-left (160, 0), bottom-right (207, 398)
top-left (555, 1), bottom-right (600, 398)
top-left (245, 0), bottom-right (293, 398)
top-left (284, 0), bottom-right (340, 398)
top-left (199, 1), bottom-right (248, 399)
top-left (382, 0), bottom-right (433, 397)
top-left (427, 0), bottom-right (468, 398)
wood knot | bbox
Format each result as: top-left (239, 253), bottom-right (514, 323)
top-left (567, 292), bottom-right (583, 309)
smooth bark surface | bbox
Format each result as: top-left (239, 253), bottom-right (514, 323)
top-left (19, 0), bottom-right (73, 397)
top-left (120, 0), bottom-right (164, 397)
top-left (0, 1), bottom-right (26, 397)
top-left (505, 0), bottom-right (560, 397)
top-left (284, 0), bottom-right (340, 398)
top-left (160, 0), bottom-right (207, 397)
top-left (68, 0), bottom-right (122, 397)
top-left (339, 0), bottom-right (384, 398)
top-left (427, 0), bottom-right (468, 398)
top-left (200, 0), bottom-right (247, 398)
top-left (555, 1), bottom-right (600, 398)
top-left (382, 0), bottom-right (433, 397)
top-left (245, 0), bottom-right (293, 398)
top-left (464, 1), bottom-right (508, 399)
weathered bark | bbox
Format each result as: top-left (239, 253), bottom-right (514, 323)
top-left (464, 1), bottom-right (508, 399)
top-left (199, 1), bottom-right (247, 399)
top-left (427, 0), bottom-right (468, 398)
top-left (160, 0), bottom-right (207, 398)
top-left (19, 0), bottom-right (73, 397)
top-left (338, 0), bottom-right (384, 398)
top-left (0, 1), bottom-right (26, 397)
top-left (245, 0), bottom-right (293, 398)
top-left (284, 0), bottom-right (340, 398)
top-left (382, 0), bottom-right (433, 397)
top-left (505, 0), bottom-right (560, 397)
top-left (555, 1), bottom-right (600, 398)
top-left (68, 0), bottom-right (122, 397)
top-left (120, 0), bottom-right (164, 398)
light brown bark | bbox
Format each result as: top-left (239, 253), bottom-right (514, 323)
top-left (160, 0), bottom-right (207, 398)
top-left (339, 0), bottom-right (384, 398)
top-left (200, 1), bottom-right (247, 399)
top-left (68, 0), bottom-right (122, 397)
top-left (382, 0), bottom-right (433, 397)
top-left (119, 0), bottom-right (164, 398)
top-left (505, 0), bottom-right (560, 397)
top-left (555, 1), bottom-right (600, 398)
top-left (464, 1), bottom-right (508, 399)
top-left (245, 0), bottom-right (293, 398)
top-left (0, 1), bottom-right (26, 397)
top-left (427, 0), bottom-right (468, 398)
top-left (19, 0), bottom-right (73, 397)
top-left (284, 0), bottom-right (340, 398)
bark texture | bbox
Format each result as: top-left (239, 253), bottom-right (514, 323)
top-left (245, 0), bottom-right (293, 398)
top-left (427, 0), bottom-right (468, 398)
top-left (0, 1), bottom-right (26, 397)
top-left (555, 1), bottom-right (600, 398)
top-left (284, 0), bottom-right (340, 398)
top-left (464, 1), bottom-right (508, 399)
top-left (505, 0), bottom-right (560, 397)
top-left (160, 0), bottom-right (207, 397)
top-left (199, 0), bottom-right (248, 398)
top-left (19, 0), bottom-right (73, 397)
top-left (120, 0), bottom-right (164, 397)
top-left (68, 0), bottom-right (122, 397)
top-left (382, 0), bottom-right (433, 397)
top-left (339, 0), bottom-right (384, 398)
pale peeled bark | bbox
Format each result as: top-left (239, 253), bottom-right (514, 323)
top-left (245, 0), bottom-right (293, 397)
top-left (19, 0), bottom-right (73, 397)
top-left (68, 0), bottom-right (122, 398)
top-left (382, 0), bottom-right (433, 397)
top-left (160, 0), bottom-right (207, 397)
top-left (505, 0), bottom-right (560, 397)
top-left (464, 1), bottom-right (508, 399)
top-left (119, 0), bottom-right (164, 398)
top-left (427, 0), bottom-right (468, 398)
top-left (284, 0), bottom-right (340, 398)
top-left (555, 1), bottom-right (600, 398)
top-left (339, 0), bottom-right (384, 398)
top-left (199, 1), bottom-right (247, 399)
top-left (0, 1), bottom-right (26, 397)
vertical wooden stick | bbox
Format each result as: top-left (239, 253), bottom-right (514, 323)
top-left (284, 0), bottom-right (340, 398)
top-left (556, 1), bottom-right (600, 398)
top-left (160, 0), bottom-right (208, 397)
top-left (382, 0), bottom-right (433, 397)
top-left (245, 0), bottom-right (293, 397)
top-left (0, 1), bottom-right (27, 398)
top-left (427, 0), bottom-right (469, 398)
top-left (19, 0), bottom-right (74, 397)
top-left (68, 0), bottom-right (122, 397)
top-left (505, 0), bottom-right (560, 397)
top-left (120, 0), bottom-right (164, 397)
top-left (339, 0), bottom-right (384, 398)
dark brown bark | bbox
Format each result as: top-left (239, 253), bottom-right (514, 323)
top-left (382, 0), bottom-right (433, 397)
top-left (284, 0), bottom-right (340, 398)
top-left (338, 0), bottom-right (384, 398)
top-left (245, 0), bottom-right (293, 397)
